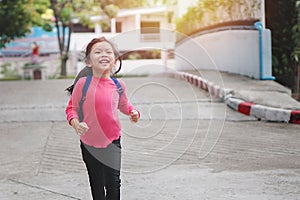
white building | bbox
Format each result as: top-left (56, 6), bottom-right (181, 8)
top-left (70, 6), bottom-right (176, 52)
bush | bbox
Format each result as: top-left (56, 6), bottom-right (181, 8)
top-left (0, 62), bottom-right (21, 80)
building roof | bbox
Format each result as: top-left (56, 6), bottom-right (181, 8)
top-left (90, 6), bottom-right (168, 22)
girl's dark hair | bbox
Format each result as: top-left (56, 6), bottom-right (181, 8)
top-left (65, 37), bottom-right (122, 95)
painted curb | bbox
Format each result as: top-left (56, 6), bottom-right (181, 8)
top-left (172, 71), bottom-right (300, 124)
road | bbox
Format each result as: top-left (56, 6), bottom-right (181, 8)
top-left (0, 76), bottom-right (299, 200)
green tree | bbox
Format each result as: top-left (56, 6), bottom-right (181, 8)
top-left (0, 0), bottom-right (32, 48)
top-left (294, 1), bottom-right (300, 97)
top-left (0, 0), bottom-right (50, 48)
top-left (99, 0), bottom-right (148, 8)
top-left (294, 1), bottom-right (300, 64)
top-left (50, 0), bottom-right (74, 77)
top-left (266, 0), bottom-right (299, 92)
top-left (27, 0), bottom-right (52, 31)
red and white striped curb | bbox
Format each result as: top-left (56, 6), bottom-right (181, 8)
top-left (173, 71), bottom-right (233, 99)
top-left (225, 96), bottom-right (300, 124)
top-left (172, 71), bottom-right (300, 124)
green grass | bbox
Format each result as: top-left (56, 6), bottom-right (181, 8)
top-left (0, 76), bottom-right (22, 81)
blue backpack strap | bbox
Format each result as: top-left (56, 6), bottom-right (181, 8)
top-left (81, 75), bottom-right (92, 101)
top-left (78, 75), bottom-right (92, 121)
top-left (111, 77), bottom-right (123, 97)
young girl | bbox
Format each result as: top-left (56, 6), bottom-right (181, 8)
top-left (65, 37), bottom-right (139, 200)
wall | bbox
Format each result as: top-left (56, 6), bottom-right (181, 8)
top-left (0, 26), bottom-right (61, 56)
top-left (175, 29), bottom-right (273, 79)
top-left (70, 30), bottom-right (175, 52)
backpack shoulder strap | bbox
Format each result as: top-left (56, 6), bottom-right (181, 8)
top-left (81, 75), bottom-right (92, 102)
top-left (78, 75), bottom-right (92, 121)
top-left (111, 77), bottom-right (123, 97)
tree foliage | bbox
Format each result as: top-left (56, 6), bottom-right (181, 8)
top-left (0, 0), bottom-right (50, 48)
top-left (295, 1), bottom-right (300, 64)
top-left (176, 0), bottom-right (261, 35)
top-left (266, 0), bottom-right (300, 91)
top-left (49, 0), bottom-right (92, 76)
top-left (26, 0), bottom-right (51, 27)
top-left (98, 0), bottom-right (147, 8)
top-left (0, 0), bottom-right (32, 48)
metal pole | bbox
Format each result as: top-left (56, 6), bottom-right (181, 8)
top-left (261, 0), bottom-right (266, 29)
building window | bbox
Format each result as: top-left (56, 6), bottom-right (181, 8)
top-left (73, 24), bottom-right (94, 33)
top-left (140, 21), bottom-right (160, 42)
top-left (116, 22), bottom-right (122, 33)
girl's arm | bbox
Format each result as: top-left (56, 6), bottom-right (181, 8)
top-left (65, 77), bottom-right (86, 122)
top-left (70, 118), bottom-right (89, 136)
top-left (65, 97), bottom-right (79, 125)
top-left (130, 110), bottom-right (139, 123)
top-left (65, 78), bottom-right (90, 130)
top-left (117, 80), bottom-right (140, 122)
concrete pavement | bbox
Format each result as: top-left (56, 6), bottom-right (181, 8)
top-left (0, 71), bottom-right (300, 200)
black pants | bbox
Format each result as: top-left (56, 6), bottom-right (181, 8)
top-left (81, 139), bottom-right (121, 200)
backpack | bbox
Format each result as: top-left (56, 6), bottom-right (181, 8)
top-left (78, 75), bottom-right (123, 122)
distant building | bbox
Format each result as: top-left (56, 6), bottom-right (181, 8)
top-left (0, 27), bottom-right (63, 57)
top-left (1, 5), bottom-right (184, 56)
top-left (70, 6), bottom-right (175, 52)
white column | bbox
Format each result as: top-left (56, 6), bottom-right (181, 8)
top-left (135, 14), bottom-right (141, 29)
top-left (111, 18), bottom-right (116, 33)
top-left (161, 49), bottom-right (168, 69)
top-left (261, 0), bottom-right (266, 29)
top-left (94, 23), bottom-right (102, 34)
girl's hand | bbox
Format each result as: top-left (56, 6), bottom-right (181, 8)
top-left (130, 110), bottom-right (139, 123)
top-left (71, 119), bottom-right (89, 136)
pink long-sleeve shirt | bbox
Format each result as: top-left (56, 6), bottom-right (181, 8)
top-left (66, 76), bottom-right (137, 148)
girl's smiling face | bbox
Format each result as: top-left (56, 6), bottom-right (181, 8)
top-left (87, 41), bottom-right (116, 77)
